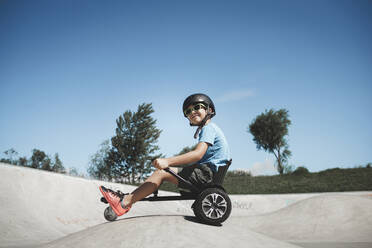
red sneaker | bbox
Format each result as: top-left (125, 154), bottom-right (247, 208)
top-left (99, 186), bottom-right (131, 216)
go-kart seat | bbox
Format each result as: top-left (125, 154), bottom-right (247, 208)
top-left (213, 159), bottom-right (232, 186)
top-left (178, 159), bottom-right (232, 197)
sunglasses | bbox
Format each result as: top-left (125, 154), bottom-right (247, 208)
top-left (184, 103), bottom-right (207, 116)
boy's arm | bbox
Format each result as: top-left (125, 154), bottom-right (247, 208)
top-left (152, 142), bottom-right (209, 169)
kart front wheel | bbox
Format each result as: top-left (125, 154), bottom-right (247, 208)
top-left (104, 206), bottom-right (118, 221)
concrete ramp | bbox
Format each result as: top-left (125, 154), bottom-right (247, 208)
top-left (0, 163), bottom-right (192, 247)
top-left (41, 215), bottom-right (301, 248)
top-left (1, 163), bottom-right (372, 248)
top-left (233, 194), bottom-right (372, 243)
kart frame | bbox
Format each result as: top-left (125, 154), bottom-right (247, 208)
top-left (101, 160), bottom-right (232, 224)
top-left (139, 160), bottom-right (232, 202)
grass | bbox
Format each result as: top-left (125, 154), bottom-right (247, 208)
top-left (158, 167), bottom-right (372, 194)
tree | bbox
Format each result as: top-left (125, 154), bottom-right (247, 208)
top-left (52, 153), bottom-right (65, 173)
top-left (18, 156), bottom-right (28, 167)
top-left (108, 103), bottom-right (162, 183)
top-left (88, 140), bottom-right (112, 180)
top-left (0, 158), bottom-right (11, 164)
top-left (292, 166), bottom-right (310, 176)
top-left (0, 148), bottom-right (66, 172)
top-left (176, 145), bottom-right (197, 156)
top-left (1, 148), bottom-right (19, 165)
top-left (41, 156), bottom-right (52, 171)
top-left (68, 167), bottom-right (79, 176)
top-left (30, 149), bottom-right (47, 169)
top-left (30, 149), bottom-right (54, 171)
top-left (248, 109), bottom-right (292, 175)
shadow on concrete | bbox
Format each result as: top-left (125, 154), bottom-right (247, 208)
top-left (183, 216), bottom-right (223, 227)
top-left (100, 214), bottom-right (223, 227)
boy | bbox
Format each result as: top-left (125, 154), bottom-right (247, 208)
top-left (99, 93), bottom-right (231, 216)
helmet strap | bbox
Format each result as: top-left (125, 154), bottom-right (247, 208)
top-left (193, 111), bottom-right (213, 139)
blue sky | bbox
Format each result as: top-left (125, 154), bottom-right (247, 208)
top-left (1, 0), bottom-right (371, 175)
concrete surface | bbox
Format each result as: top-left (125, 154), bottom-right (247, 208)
top-left (1, 163), bottom-right (371, 248)
top-left (235, 194), bottom-right (372, 242)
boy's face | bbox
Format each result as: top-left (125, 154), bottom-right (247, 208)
top-left (185, 103), bottom-right (209, 125)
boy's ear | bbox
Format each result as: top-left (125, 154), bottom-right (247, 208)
top-left (208, 106), bottom-right (214, 114)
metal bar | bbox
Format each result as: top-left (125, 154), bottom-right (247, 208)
top-left (140, 195), bottom-right (196, 201)
top-left (164, 168), bottom-right (200, 192)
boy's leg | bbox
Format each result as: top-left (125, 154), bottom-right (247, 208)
top-left (122, 168), bottom-right (179, 207)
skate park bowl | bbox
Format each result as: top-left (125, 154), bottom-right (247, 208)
top-left (1, 162), bottom-right (372, 248)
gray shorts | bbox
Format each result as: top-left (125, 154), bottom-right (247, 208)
top-left (177, 164), bottom-right (214, 189)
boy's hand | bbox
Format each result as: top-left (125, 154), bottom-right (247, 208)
top-left (152, 158), bottom-right (169, 170)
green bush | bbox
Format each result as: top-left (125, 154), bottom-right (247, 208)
top-left (292, 166), bottom-right (310, 176)
top-left (223, 167), bottom-right (372, 194)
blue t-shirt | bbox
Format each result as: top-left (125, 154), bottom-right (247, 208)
top-left (198, 122), bottom-right (231, 172)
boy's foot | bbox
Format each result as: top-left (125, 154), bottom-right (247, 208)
top-left (99, 186), bottom-right (131, 216)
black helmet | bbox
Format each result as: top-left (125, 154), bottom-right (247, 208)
top-left (182, 93), bottom-right (216, 117)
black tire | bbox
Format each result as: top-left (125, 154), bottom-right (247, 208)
top-left (104, 206), bottom-right (118, 221)
top-left (193, 188), bottom-right (231, 225)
